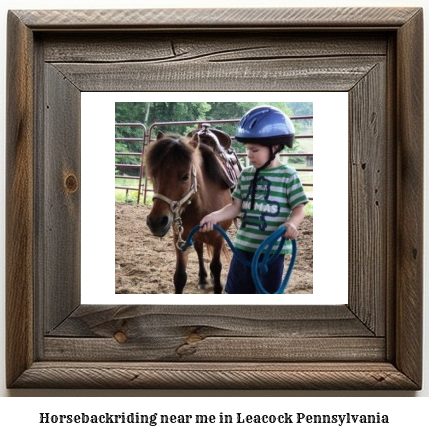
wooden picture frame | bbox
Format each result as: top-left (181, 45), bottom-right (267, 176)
top-left (6, 7), bottom-right (423, 389)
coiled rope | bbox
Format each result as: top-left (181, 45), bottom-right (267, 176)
top-left (180, 224), bottom-right (297, 294)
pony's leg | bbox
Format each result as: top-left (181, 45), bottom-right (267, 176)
top-left (173, 248), bottom-right (189, 294)
top-left (210, 241), bottom-right (223, 294)
top-left (193, 240), bottom-right (209, 290)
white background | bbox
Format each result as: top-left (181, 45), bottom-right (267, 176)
top-left (81, 92), bottom-right (348, 305)
top-left (0, 0), bottom-right (428, 425)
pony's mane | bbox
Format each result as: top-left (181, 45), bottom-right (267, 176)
top-left (198, 143), bottom-right (232, 190)
top-left (145, 134), bottom-right (231, 190)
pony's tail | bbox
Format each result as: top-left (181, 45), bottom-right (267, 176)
top-left (205, 241), bottom-right (230, 263)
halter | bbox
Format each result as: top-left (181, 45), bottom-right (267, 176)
top-left (152, 165), bottom-right (198, 249)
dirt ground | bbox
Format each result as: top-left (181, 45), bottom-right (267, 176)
top-left (115, 203), bottom-right (313, 294)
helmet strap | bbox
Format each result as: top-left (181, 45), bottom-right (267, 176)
top-left (249, 146), bottom-right (276, 210)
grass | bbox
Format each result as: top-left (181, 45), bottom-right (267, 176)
top-left (115, 180), bottom-right (313, 218)
top-left (115, 189), bottom-right (138, 203)
top-left (115, 177), bottom-right (140, 203)
top-left (115, 142), bottom-right (314, 215)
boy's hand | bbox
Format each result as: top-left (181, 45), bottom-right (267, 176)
top-left (283, 203), bottom-right (305, 239)
top-left (284, 222), bottom-right (299, 239)
top-left (198, 201), bottom-right (242, 233)
top-left (199, 214), bottom-right (216, 232)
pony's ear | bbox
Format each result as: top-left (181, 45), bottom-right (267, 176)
top-left (156, 131), bottom-right (165, 140)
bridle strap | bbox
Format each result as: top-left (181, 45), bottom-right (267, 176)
top-left (152, 166), bottom-right (198, 249)
top-left (152, 165), bottom-right (197, 213)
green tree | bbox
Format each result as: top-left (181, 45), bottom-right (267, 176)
top-left (115, 102), bottom-right (212, 142)
top-left (115, 100), bottom-right (312, 159)
top-left (287, 102), bottom-right (313, 116)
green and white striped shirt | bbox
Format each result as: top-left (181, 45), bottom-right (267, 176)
top-left (232, 165), bottom-right (308, 254)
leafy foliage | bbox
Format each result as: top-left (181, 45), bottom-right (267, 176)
top-left (115, 101), bottom-right (309, 152)
top-left (115, 101), bottom-right (313, 183)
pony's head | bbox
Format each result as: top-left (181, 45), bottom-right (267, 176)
top-left (145, 133), bottom-right (198, 237)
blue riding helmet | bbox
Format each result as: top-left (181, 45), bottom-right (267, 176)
top-left (235, 105), bottom-right (295, 149)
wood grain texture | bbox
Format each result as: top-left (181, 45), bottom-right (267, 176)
top-left (384, 33), bottom-right (399, 364)
top-left (13, 8), bottom-right (421, 29)
top-left (348, 62), bottom-right (387, 336)
top-left (395, 9), bottom-right (424, 388)
top-left (11, 362), bottom-right (418, 390)
top-left (42, 64), bottom-right (81, 333)
top-left (5, 11), bottom-right (34, 388)
top-left (42, 33), bottom-right (388, 62)
top-left (44, 305), bottom-right (381, 362)
top-left (52, 56), bottom-right (384, 92)
top-left (43, 337), bottom-right (386, 363)
top-left (44, 336), bottom-right (385, 363)
top-left (6, 7), bottom-right (423, 390)
top-left (48, 305), bottom-right (374, 338)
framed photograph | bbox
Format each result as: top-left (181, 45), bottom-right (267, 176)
top-left (83, 91), bottom-right (346, 306)
top-left (6, 7), bottom-right (423, 389)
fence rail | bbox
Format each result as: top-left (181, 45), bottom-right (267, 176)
top-left (115, 116), bottom-right (313, 204)
top-left (115, 123), bottom-right (147, 203)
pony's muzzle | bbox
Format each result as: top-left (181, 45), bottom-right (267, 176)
top-left (146, 214), bottom-right (171, 237)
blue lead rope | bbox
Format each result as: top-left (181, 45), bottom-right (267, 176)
top-left (180, 224), bottom-right (297, 294)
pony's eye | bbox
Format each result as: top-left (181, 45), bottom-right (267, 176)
top-left (180, 173), bottom-right (190, 182)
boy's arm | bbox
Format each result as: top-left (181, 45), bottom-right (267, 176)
top-left (199, 198), bottom-right (242, 232)
top-left (284, 203), bottom-right (306, 239)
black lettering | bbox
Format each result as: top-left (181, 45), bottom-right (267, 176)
top-left (284, 413), bottom-right (293, 423)
top-left (236, 413), bottom-right (245, 423)
top-left (220, 413), bottom-right (233, 424)
top-left (296, 413), bottom-right (306, 423)
top-left (40, 413), bottom-right (50, 423)
top-left (195, 415), bottom-right (215, 424)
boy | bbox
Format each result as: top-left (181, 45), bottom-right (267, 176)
top-left (200, 105), bottom-right (308, 294)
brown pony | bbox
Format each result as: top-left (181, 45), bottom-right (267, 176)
top-left (145, 132), bottom-right (233, 294)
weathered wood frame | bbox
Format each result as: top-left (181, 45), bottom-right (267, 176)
top-left (6, 8), bottom-right (423, 389)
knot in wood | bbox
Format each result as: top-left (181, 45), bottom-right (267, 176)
top-left (64, 173), bottom-right (78, 193)
top-left (186, 333), bottom-right (203, 344)
top-left (114, 331), bottom-right (128, 343)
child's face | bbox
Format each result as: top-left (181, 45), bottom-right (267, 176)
top-left (245, 143), bottom-right (271, 168)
